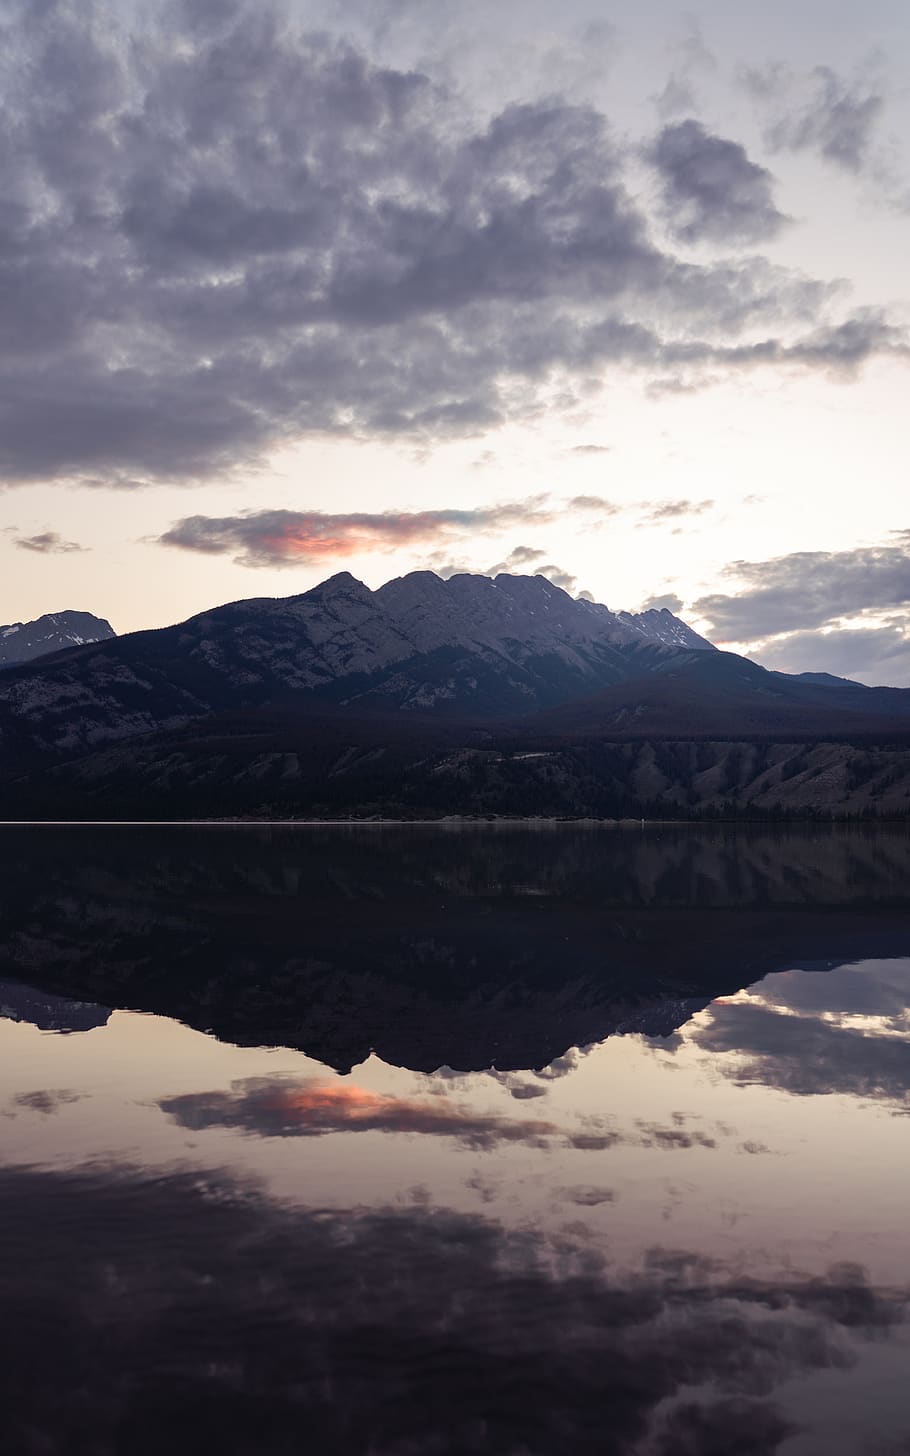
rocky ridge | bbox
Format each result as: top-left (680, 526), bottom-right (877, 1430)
top-left (0, 571), bottom-right (713, 758)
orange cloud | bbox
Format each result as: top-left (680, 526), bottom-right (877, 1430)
top-left (161, 1077), bottom-right (559, 1149)
top-left (158, 501), bottom-right (557, 568)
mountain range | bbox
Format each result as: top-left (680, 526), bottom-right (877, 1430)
top-left (1, 570), bottom-right (909, 818)
top-left (0, 570), bottom-right (719, 755)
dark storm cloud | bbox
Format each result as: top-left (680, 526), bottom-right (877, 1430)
top-left (157, 500), bottom-right (554, 566)
top-left (0, 0), bottom-right (904, 488)
top-left (752, 65), bottom-right (885, 174)
top-left (1, 1160), bottom-right (903, 1455)
top-left (694, 534), bottom-right (910, 641)
top-left (650, 120), bottom-right (789, 244)
top-left (12, 530), bottom-right (86, 554)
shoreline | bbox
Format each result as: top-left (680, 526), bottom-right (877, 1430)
top-left (1, 815), bottom-right (909, 828)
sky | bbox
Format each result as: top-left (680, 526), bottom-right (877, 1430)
top-left (1, 0), bottom-right (909, 684)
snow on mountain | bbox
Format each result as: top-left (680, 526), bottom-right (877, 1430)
top-left (616, 607), bottom-right (715, 652)
top-left (375, 570), bottom-right (648, 664)
top-left (0, 611), bottom-right (116, 668)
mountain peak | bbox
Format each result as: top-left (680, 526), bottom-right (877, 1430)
top-left (618, 606), bottom-right (715, 652)
top-left (304, 570), bottom-right (370, 596)
top-left (0, 610), bottom-right (116, 669)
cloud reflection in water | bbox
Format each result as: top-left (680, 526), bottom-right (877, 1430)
top-left (0, 1162), bottom-right (906, 1456)
top-left (688, 961), bottom-right (910, 1111)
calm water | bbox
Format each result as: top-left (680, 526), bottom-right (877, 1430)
top-left (1, 825), bottom-right (909, 1455)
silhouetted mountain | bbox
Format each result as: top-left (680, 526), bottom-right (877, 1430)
top-left (2, 825), bottom-right (908, 1071)
top-left (0, 570), bottom-right (718, 762)
top-left (525, 650), bottom-right (910, 736)
top-left (2, 572), bottom-right (910, 818)
top-left (0, 610), bottom-right (115, 668)
top-left (0, 978), bottom-right (111, 1033)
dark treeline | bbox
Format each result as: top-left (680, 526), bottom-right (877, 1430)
top-left (4, 720), bottom-right (910, 821)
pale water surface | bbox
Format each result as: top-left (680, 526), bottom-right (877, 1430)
top-left (1, 826), bottom-right (909, 1455)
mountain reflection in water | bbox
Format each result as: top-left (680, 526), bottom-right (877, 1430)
top-left (0, 825), bottom-right (909, 1455)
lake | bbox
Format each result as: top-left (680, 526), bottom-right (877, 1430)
top-left (1, 824), bottom-right (909, 1455)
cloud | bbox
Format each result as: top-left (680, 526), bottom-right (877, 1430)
top-left (160, 1078), bottom-right (726, 1155)
top-left (533, 564), bottom-right (578, 591)
top-left (488, 544), bottom-right (546, 567)
top-left (2, 1161), bottom-right (905, 1454)
top-left (694, 535), bottom-right (910, 641)
top-left (482, 545), bottom-right (582, 594)
top-left (12, 531), bottom-right (86, 554)
top-left (9, 1088), bottom-right (83, 1115)
top-left (691, 995), bottom-right (910, 1110)
top-left (569, 445), bottom-right (611, 456)
top-left (0, 1), bottom-right (903, 488)
top-left (158, 497), bottom-right (607, 588)
top-left (655, 1400), bottom-right (795, 1455)
top-left (158, 500), bottom-right (554, 566)
top-left (650, 120), bottom-right (789, 244)
top-left (751, 65), bottom-right (885, 174)
top-left (760, 960), bottom-right (910, 1030)
top-left (567, 494), bottom-right (616, 511)
top-left (692, 537), bottom-right (910, 684)
top-left (641, 593), bottom-right (684, 614)
top-left (160, 1076), bottom-right (562, 1149)
top-left (754, 626), bottom-right (910, 686)
top-left (642, 499), bottom-right (713, 524)
top-left (562, 1185), bottom-right (615, 1206)
top-left (654, 18), bottom-right (718, 120)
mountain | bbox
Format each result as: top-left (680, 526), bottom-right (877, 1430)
top-left (525, 649), bottom-right (910, 737)
top-left (0, 572), bottom-right (714, 760)
top-left (616, 606), bottom-right (714, 651)
top-left (0, 979), bottom-right (111, 1034)
top-left (2, 570), bottom-right (910, 820)
top-left (0, 610), bottom-right (115, 669)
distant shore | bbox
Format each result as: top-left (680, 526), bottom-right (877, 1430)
top-left (2, 815), bottom-right (908, 828)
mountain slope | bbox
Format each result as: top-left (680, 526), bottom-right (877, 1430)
top-left (0, 610), bottom-right (115, 668)
top-left (525, 650), bottom-right (910, 737)
top-left (0, 572), bottom-right (707, 759)
top-left (5, 699), bottom-right (910, 822)
top-left (1, 571), bottom-right (910, 808)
